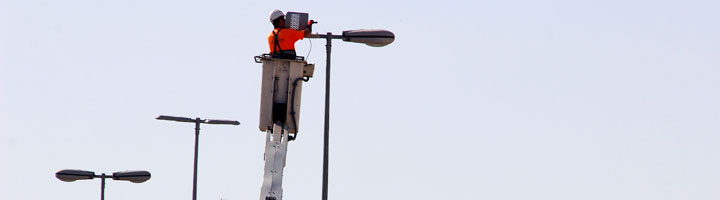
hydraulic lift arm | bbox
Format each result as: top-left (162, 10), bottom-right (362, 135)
top-left (259, 123), bottom-right (290, 200)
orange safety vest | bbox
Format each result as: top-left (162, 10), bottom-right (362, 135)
top-left (267, 28), bottom-right (305, 53)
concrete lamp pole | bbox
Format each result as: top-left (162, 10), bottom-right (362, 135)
top-left (156, 115), bottom-right (240, 200)
top-left (56, 169), bottom-right (151, 200)
top-left (308, 29), bottom-right (395, 200)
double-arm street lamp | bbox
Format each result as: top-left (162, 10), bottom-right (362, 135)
top-left (308, 29), bottom-right (394, 200)
top-left (56, 169), bottom-right (151, 200)
top-left (156, 115), bottom-right (240, 200)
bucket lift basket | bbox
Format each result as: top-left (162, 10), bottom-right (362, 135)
top-left (255, 54), bottom-right (314, 135)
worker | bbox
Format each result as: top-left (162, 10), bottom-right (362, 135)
top-left (267, 9), bottom-right (312, 59)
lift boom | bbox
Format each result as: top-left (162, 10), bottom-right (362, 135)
top-left (259, 123), bottom-right (290, 200)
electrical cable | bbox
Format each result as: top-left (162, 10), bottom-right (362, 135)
top-left (288, 77), bottom-right (305, 140)
top-left (306, 39), bottom-right (313, 61)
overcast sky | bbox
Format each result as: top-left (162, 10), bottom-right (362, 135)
top-left (2, 0), bottom-right (720, 200)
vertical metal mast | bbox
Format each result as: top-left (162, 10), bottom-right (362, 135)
top-left (321, 32), bottom-right (332, 200)
top-left (193, 119), bottom-right (200, 200)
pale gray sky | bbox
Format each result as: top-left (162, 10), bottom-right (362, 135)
top-left (2, 0), bottom-right (720, 200)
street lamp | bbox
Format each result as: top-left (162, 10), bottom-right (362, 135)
top-left (308, 28), bottom-right (394, 200)
top-left (56, 169), bottom-right (151, 200)
top-left (155, 115), bottom-right (240, 200)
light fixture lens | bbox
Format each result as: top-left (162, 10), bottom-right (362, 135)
top-left (342, 29), bottom-right (395, 47)
top-left (113, 170), bottom-right (151, 183)
top-left (56, 169), bottom-right (95, 182)
top-left (156, 115), bottom-right (196, 123)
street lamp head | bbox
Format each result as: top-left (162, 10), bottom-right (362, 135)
top-left (205, 119), bottom-right (241, 125)
top-left (342, 29), bottom-right (395, 47)
top-left (56, 169), bottom-right (95, 182)
top-left (112, 170), bottom-right (151, 183)
top-left (156, 115), bottom-right (197, 123)
top-left (157, 115), bottom-right (241, 125)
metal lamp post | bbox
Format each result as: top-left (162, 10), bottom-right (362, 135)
top-left (155, 115), bottom-right (240, 200)
top-left (308, 29), bottom-right (395, 200)
top-left (56, 169), bottom-right (151, 200)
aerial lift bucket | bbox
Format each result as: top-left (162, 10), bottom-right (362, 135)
top-left (255, 55), bottom-right (314, 134)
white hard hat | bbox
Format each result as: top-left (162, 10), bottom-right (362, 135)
top-left (269, 9), bottom-right (284, 22)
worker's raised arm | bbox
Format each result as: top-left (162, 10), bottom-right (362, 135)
top-left (303, 22), bottom-right (312, 38)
